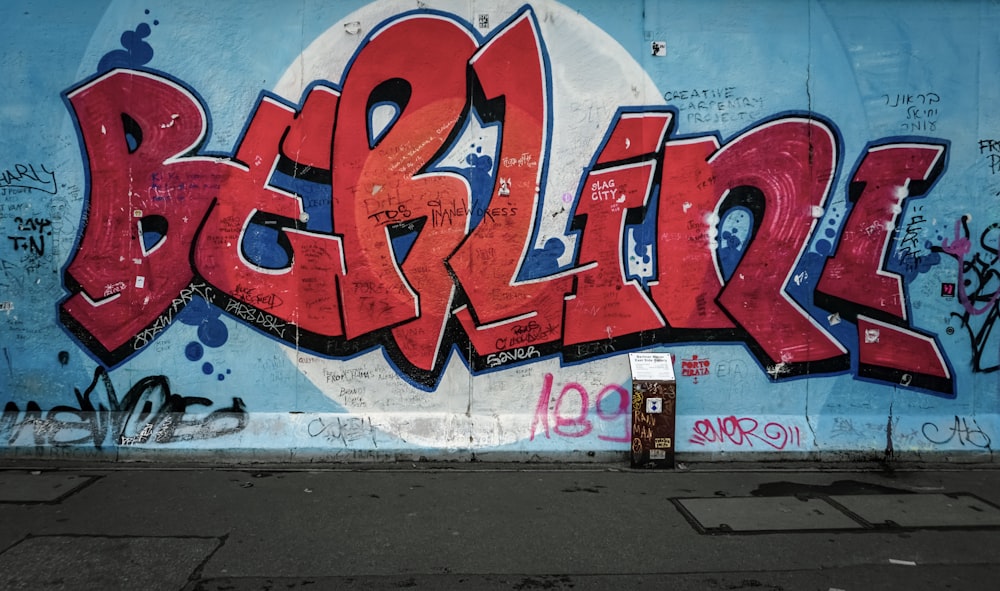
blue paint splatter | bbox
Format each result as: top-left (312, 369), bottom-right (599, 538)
top-left (178, 296), bottom-right (221, 326)
top-left (178, 297), bottom-right (234, 377)
top-left (425, 107), bottom-right (500, 232)
top-left (887, 239), bottom-right (942, 284)
top-left (197, 318), bottom-right (229, 348)
top-left (97, 22), bottom-right (155, 73)
top-left (184, 341), bottom-right (204, 361)
top-left (518, 237), bottom-right (566, 279)
top-left (178, 296), bottom-right (229, 351)
top-left (624, 192), bottom-right (659, 285)
top-left (718, 207), bottom-right (752, 281)
top-left (463, 153), bottom-right (495, 229)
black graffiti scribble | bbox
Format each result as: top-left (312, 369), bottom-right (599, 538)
top-left (0, 163), bottom-right (57, 194)
top-left (7, 216), bottom-right (52, 257)
top-left (922, 416), bottom-right (992, 449)
top-left (0, 366), bottom-right (247, 447)
top-left (935, 216), bottom-right (1000, 373)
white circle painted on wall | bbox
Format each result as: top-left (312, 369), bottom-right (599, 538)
top-left (275, 0), bottom-right (658, 448)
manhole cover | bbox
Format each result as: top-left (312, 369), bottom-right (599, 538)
top-left (830, 493), bottom-right (1000, 528)
top-left (673, 496), bottom-right (863, 533)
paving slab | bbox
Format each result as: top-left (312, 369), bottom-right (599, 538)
top-left (0, 471), bottom-right (96, 503)
top-left (2, 465), bottom-right (999, 590)
top-left (673, 496), bottom-right (862, 532)
top-left (0, 535), bottom-right (220, 591)
top-left (831, 492), bottom-right (1000, 528)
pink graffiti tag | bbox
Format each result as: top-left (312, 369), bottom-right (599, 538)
top-left (529, 373), bottom-right (631, 442)
top-left (689, 416), bottom-right (802, 450)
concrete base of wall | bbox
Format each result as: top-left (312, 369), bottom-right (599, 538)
top-left (0, 447), bottom-right (994, 468)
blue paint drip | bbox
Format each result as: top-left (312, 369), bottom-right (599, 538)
top-left (202, 362), bottom-right (214, 375)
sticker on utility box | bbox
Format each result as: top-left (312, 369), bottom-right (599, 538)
top-left (646, 397), bottom-right (663, 413)
top-left (628, 352), bottom-right (675, 381)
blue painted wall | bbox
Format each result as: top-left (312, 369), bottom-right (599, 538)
top-left (1, 0), bottom-right (997, 462)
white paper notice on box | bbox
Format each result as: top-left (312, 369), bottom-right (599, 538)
top-left (628, 352), bottom-right (675, 381)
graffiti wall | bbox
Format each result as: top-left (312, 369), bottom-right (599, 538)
top-left (2, 0), bottom-right (998, 461)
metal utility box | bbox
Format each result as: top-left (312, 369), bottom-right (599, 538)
top-left (628, 352), bottom-right (676, 469)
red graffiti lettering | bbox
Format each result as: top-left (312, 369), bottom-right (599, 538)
top-left (194, 97), bottom-right (345, 338)
top-left (281, 84), bottom-right (339, 173)
top-left (332, 14), bottom-right (476, 373)
top-left (856, 316), bottom-right (951, 388)
top-left (563, 112), bottom-right (670, 344)
top-left (680, 355), bottom-right (710, 382)
top-left (651, 136), bottom-right (736, 331)
top-left (451, 11), bottom-right (571, 357)
top-left (711, 119), bottom-right (847, 375)
top-left (61, 70), bottom-right (220, 362)
top-left (818, 144), bottom-right (945, 321)
top-left (58, 7), bottom-right (954, 395)
top-left (816, 144), bottom-right (951, 392)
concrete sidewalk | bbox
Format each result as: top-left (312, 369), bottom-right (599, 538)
top-left (1, 462), bottom-right (999, 590)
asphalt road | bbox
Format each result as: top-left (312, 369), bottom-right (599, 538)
top-left (1, 461), bottom-right (999, 590)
